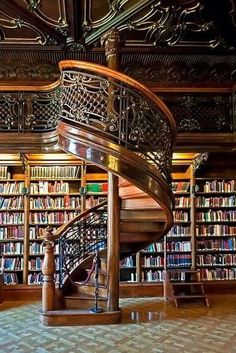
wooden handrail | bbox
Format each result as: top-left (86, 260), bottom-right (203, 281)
top-left (0, 79), bottom-right (61, 92)
top-left (59, 60), bottom-right (177, 141)
top-left (42, 200), bottom-right (107, 242)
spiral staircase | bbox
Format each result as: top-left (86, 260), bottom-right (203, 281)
top-left (38, 61), bottom-right (176, 325)
top-left (0, 60), bottom-right (169, 326)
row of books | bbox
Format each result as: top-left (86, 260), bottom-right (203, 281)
top-left (196, 210), bottom-right (236, 222)
top-left (28, 257), bottom-right (60, 271)
top-left (120, 256), bottom-right (135, 268)
top-left (1, 257), bottom-right (23, 270)
top-left (3, 273), bottom-right (19, 285)
top-left (142, 256), bottom-right (164, 267)
top-left (28, 273), bottom-right (60, 285)
top-left (0, 196), bottom-right (24, 209)
top-left (197, 238), bottom-right (236, 251)
top-left (141, 270), bottom-right (163, 282)
top-left (196, 196), bottom-right (236, 208)
top-left (173, 211), bottom-right (189, 222)
top-left (199, 180), bottom-right (236, 193)
top-left (172, 181), bottom-right (190, 192)
top-left (0, 213), bottom-right (24, 225)
top-left (143, 242), bottom-right (164, 252)
top-left (169, 271), bottom-right (192, 282)
top-left (29, 211), bottom-right (79, 224)
top-left (197, 254), bottom-right (236, 266)
top-left (196, 224), bottom-right (236, 237)
top-left (30, 166), bottom-right (81, 179)
top-left (0, 226), bottom-right (24, 240)
top-left (175, 197), bottom-right (190, 207)
top-left (29, 242), bottom-right (59, 255)
top-left (0, 242), bottom-right (23, 255)
top-left (0, 182), bottom-right (25, 194)
top-left (29, 226), bottom-right (57, 240)
top-left (166, 254), bottom-right (192, 267)
top-left (166, 241), bottom-right (191, 252)
top-left (0, 166), bottom-right (10, 180)
top-left (30, 181), bottom-right (70, 194)
top-left (86, 183), bottom-right (108, 193)
top-left (167, 225), bottom-right (190, 237)
top-left (85, 196), bottom-right (107, 209)
top-left (198, 268), bottom-right (236, 281)
top-left (30, 195), bottom-right (81, 209)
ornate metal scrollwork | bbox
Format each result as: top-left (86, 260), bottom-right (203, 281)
top-left (60, 68), bottom-right (174, 183)
top-left (58, 203), bottom-right (107, 287)
top-left (0, 88), bottom-right (61, 133)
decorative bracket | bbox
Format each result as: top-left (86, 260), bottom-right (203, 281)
top-left (193, 152), bottom-right (209, 175)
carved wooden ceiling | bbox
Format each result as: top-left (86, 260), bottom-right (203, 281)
top-left (0, 0), bottom-right (236, 85)
top-left (0, 0), bottom-right (236, 153)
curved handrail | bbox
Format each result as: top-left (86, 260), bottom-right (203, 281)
top-left (43, 201), bottom-right (107, 287)
top-left (59, 60), bottom-right (177, 138)
top-left (59, 60), bottom-right (176, 184)
top-left (43, 200), bottom-right (107, 242)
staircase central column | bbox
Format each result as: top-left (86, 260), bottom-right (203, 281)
top-left (102, 28), bottom-right (120, 312)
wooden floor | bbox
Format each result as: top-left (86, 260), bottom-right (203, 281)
top-left (0, 295), bottom-right (236, 352)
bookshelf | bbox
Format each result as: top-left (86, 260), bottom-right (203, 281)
top-left (0, 165), bottom-right (26, 285)
top-left (195, 177), bottom-right (236, 281)
top-left (0, 155), bottom-right (108, 288)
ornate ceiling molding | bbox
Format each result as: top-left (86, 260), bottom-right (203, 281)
top-left (83, 0), bottom-right (222, 48)
top-left (0, 0), bottom-right (70, 47)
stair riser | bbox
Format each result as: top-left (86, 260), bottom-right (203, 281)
top-left (77, 286), bottom-right (107, 297)
top-left (65, 298), bottom-right (107, 310)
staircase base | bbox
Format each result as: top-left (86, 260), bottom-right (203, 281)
top-left (40, 308), bottom-right (122, 326)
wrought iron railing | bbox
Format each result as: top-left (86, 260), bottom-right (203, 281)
top-left (59, 61), bottom-right (176, 184)
top-left (0, 87), bottom-right (61, 133)
top-left (57, 201), bottom-right (107, 287)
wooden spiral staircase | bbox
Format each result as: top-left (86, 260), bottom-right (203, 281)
top-left (7, 60), bottom-right (174, 325)
top-left (40, 61), bottom-right (176, 326)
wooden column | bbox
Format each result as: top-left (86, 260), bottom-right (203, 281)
top-left (42, 227), bottom-right (56, 312)
top-left (102, 28), bottom-right (120, 311)
top-left (107, 173), bottom-right (120, 311)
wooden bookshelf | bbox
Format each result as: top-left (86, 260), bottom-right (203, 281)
top-left (0, 155), bottom-right (108, 288)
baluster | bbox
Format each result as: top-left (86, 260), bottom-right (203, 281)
top-left (42, 227), bottom-right (56, 312)
top-left (90, 250), bottom-right (103, 313)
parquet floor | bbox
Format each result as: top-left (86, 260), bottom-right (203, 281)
top-left (1, 295), bottom-right (236, 353)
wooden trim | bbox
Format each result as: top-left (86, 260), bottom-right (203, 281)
top-left (0, 79), bottom-right (61, 92)
top-left (148, 84), bottom-right (233, 93)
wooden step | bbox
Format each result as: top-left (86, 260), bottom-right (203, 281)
top-left (120, 209), bottom-right (165, 222)
top-left (64, 293), bottom-right (107, 310)
top-left (77, 283), bottom-right (107, 297)
top-left (120, 221), bottom-right (165, 233)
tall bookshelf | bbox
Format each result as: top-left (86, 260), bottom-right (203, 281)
top-left (0, 164), bottom-right (26, 285)
top-left (120, 153), bottom-right (236, 295)
top-left (194, 154), bottom-right (236, 283)
top-left (0, 154), bottom-right (108, 288)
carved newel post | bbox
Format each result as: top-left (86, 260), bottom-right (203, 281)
top-left (42, 227), bottom-right (56, 312)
